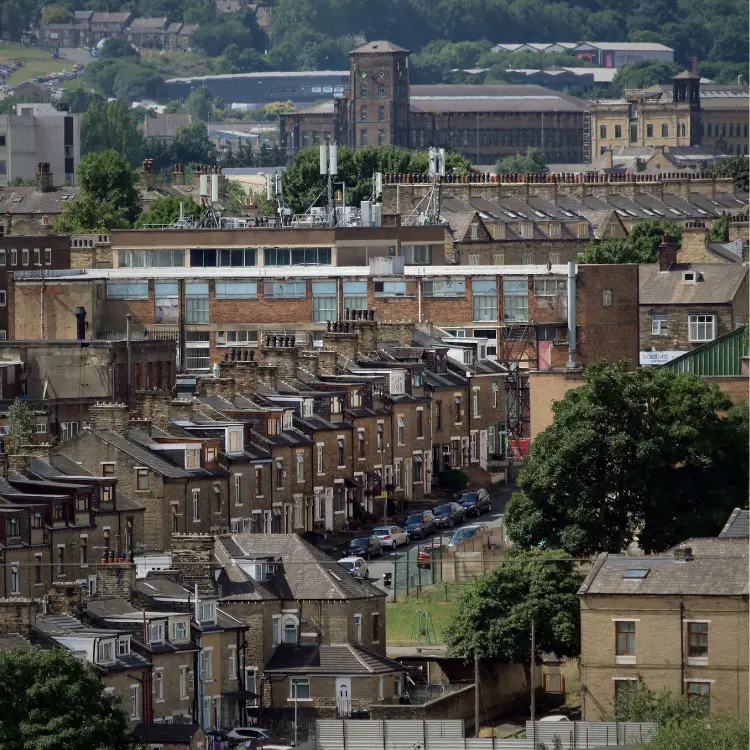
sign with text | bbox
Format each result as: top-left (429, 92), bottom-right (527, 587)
top-left (640, 350), bottom-right (683, 366)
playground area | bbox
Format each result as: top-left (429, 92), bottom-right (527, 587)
top-left (385, 583), bottom-right (465, 645)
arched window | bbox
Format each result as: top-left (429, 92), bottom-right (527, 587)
top-left (282, 615), bottom-right (299, 644)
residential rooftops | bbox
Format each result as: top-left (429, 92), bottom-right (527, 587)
top-left (639, 263), bottom-right (747, 305)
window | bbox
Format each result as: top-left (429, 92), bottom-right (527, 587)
top-left (312, 281), bottom-right (337, 322)
top-left (263, 280), bottom-right (306, 298)
top-left (645, 124), bottom-right (653, 138)
top-left (354, 614), bottom-right (362, 644)
top-left (60, 421), bottom-right (78, 441)
top-left (394, 460), bottom-right (402, 487)
top-left (200, 600), bottom-right (216, 623)
top-left (10, 565), bottom-right (19, 594)
top-left (502, 279), bottom-right (527, 322)
top-left (179, 666), bottom-right (190, 699)
top-left (416, 410), bottom-right (423, 438)
top-left (378, 105), bottom-right (385, 121)
top-left (614, 679), bottom-right (637, 710)
top-left (186, 282), bottom-right (209, 324)
top-left (689, 314), bottom-right (715, 342)
top-left (337, 438), bottom-right (345, 467)
top-left (534, 278), bottom-right (566, 296)
top-left (80, 537), bottom-right (87, 565)
top-left (599, 125), bottom-right (607, 138)
top-left (117, 637), bottom-right (130, 656)
top-left (185, 448), bottom-right (201, 470)
top-left (687, 682), bottom-right (710, 714)
top-left (316, 445), bottom-right (324, 474)
top-left (21, 249), bottom-right (28, 265)
top-left (245, 668), bottom-right (258, 706)
top-left (33, 248), bottom-right (40, 265)
top-left (357, 430), bottom-right (366, 459)
top-left (473, 390), bottom-right (479, 417)
top-left (343, 280), bottom-right (367, 312)
top-left (473, 279), bottom-right (498, 321)
top-left (34, 422), bottom-right (46, 434)
top-left (360, 105), bottom-right (367, 121)
top-left (276, 460), bottom-right (284, 488)
top-left (602, 289), bottom-right (613, 307)
top-left (228, 645), bottom-right (237, 679)
top-left (215, 281), bottom-right (257, 299)
top-left (615, 622), bottom-right (635, 655)
top-left (264, 247), bottom-right (330, 266)
top-left (107, 282), bottom-right (148, 300)
top-left (283, 615), bottom-right (298, 644)
top-left (688, 623), bottom-right (708, 657)
top-left (272, 615), bottom-right (281, 645)
top-left (97, 640), bottom-right (114, 663)
top-left (615, 125), bottom-right (622, 138)
top-left (172, 620), bottom-right (187, 641)
top-left (56, 546), bottom-right (64, 576)
top-left (378, 83), bottom-right (385, 97)
top-left (0, 249), bottom-right (4, 266)
top-left (403, 244), bottom-right (432, 264)
top-left (435, 402), bottom-right (442, 431)
top-left (10, 249), bottom-right (16, 266)
top-left (130, 685), bottom-right (140, 719)
top-left (148, 621), bottom-right (165, 644)
top-left (378, 129), bottom-right (385, 145)
top-left (397, 416), bottom-right (405, 444)
top-left (154, 670), bottom-right (164, 702)
top-left (34, 555), bottom-right (41, 584)
top-left (661, 124), bottom-right (668, 137)
top-left (136, 468), bottom-right (149, 491)
top-left (412, 453), bottom-right (423, 482)
top-left (651, 314), bottom-right (668, 336)
top-left (203, 647), bottom-right (213, 681)
top-left (423, 279), bottom-right (465, 297)
top-left (192, 489), bottom-right (200, 522)
top-left (296, 452), bottom-right (304, 482)
top-left (291, 677), bottom-right (310, 700)
top-left (374, 280), bottom-right (408, 296)
top-left (372, 612), bottom-right (380, 642)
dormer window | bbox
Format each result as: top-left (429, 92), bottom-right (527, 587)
top-left (147, 621), bottom-right (165, 644)
top-left (97, 640), bottom-right (115, 664)
top-left (117, 637), bottom-right (130, 656)
top-left (205, 446), bottom-right (218, 462)
top-left (200, 601), bottom-right (217, 624)
top-left (350, 389), bottom-right (362, 407)
top-left (302, 400), bottom-right (314, 418)
top-left (7, 517), bottom-right (19, 537)
top-left (682, 271), bottom-right (698, 283)
top-left (331, 396), bottom-right (342, 414)
top-left (227, 429), bottom-right (243, 453)
top-left (185, 448), bottom-right (201, 470)
top-left (171, 620), bottom-right (188, 642)
top-left (283, 411), bottom-right (294, 429)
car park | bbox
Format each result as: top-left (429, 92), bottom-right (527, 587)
top-left (432, 502), bottom-right (465, 528)
top-left (447, 523), bottom-right (489, 550)
top-left (372, 525), bottom-right (408, 549)
top-left (338, 556), bottom-right (369, 579)
top-left (343, 534), bottom-right (382, 559)
top-left (404, 510), bottom-right (437, 540)
top-left (458, 489), bottom-right (492, 517)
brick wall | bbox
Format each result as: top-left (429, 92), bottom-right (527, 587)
top-left (703, 376), bottom-right (749, 404)
top-left (47, 581), bottom-right (87, 617)
top-left (639, 304), bottom-right (736, 353)
top-left (171, 534), bottom-right (217, 596)
top-left (528, 370), bottom-right (585, 440)
top-left (97, 562), bottom-right (136, 598)
top-left (0, 599), bottom-right (38, 635)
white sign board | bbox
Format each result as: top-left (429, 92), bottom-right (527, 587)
top-left (639, 350), bottom-right (683, 366)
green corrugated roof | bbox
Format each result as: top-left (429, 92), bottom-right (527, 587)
top-left (662, 326), bottom-right (748, 376)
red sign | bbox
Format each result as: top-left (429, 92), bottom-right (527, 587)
top-left (604, 52), bottom-right (614, 68)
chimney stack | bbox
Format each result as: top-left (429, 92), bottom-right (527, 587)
top-left (658, 234), bottom-right (678, 272)
top-left (35, 162), bottom-right (53, 193)
top-left (139, 159), bottom-right (156, 191)
top-left (172, 162), bottom-right (185, 186)
top-left (691, 57), bottom-right (699, 76)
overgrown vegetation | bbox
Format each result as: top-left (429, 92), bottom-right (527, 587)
top-left (581, 220), bottom-right (683, 264)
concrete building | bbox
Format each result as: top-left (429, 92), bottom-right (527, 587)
top-left (491, 42), bottom-right (674, 68)
top-left (0, 104), bottom-right (80, 188)
top-left (280, 41), bottom-right (588, 165)
top-left (578, 535), bottom-right (748, 720)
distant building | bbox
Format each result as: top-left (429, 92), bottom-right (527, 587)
top-left (492, 42), bottom-right (674, 69)
top-left (142, 113), bottom-right (192, 142)
top-left (0, 104), bottom-right (80, 188)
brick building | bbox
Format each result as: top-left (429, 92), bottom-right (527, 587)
top-left (578, 532), bottom-right (749, 720)
top-left (280, 41), bottom-right (588, 165)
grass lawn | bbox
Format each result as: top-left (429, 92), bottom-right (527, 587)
top-left (0, 43), bottom-right (75, 86)
top-left (386, 584), bottom-right (464, 645)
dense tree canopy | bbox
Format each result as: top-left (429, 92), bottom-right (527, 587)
top-left (82, 100), bottom-right (145, 168)
top-left (135, 195), bottom-right (202, 227)
top-left (710, 155), bottom-right (749, 192)
top-left (580, 220), bottom-right (683, 264)
top-left (496, 148), bottom-right (547, 174)
top-left (443, 547), bottom-right (581, 669)
top-left (0, 647), bottom-right (140, 750)
top-left (505, 361), bottom-right (749, 556)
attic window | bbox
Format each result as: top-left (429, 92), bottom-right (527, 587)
top-left (11, 196), bottom-right (22, 203)
top-left (682, 271), bottom-right (698, 283)
top-left (623, 568), bottom-right (649, 579)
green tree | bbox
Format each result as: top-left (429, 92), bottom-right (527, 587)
top-left (135, 195), bottom-right (202, 227)
top-left (112, 67), bottom-right (165, 104)
top-left (505, 361), bottom-right (749, 556)
top-left (61, 86), bottom-right (103, 114)
top-left (184, 86), bottom-right (214, 121)
top-left (443, 547), bottom-right (581, 684)
top-left (6, 398), bottom-right (34, 454)
top-left (40, 5), bottom-right (73, 24)
top-left (0, 647), bottom-right (140, 750)
top-left (172, 120), bottom-right (214, 164)
top-left (611, 60), bottom-right (684, 95)
top-left (637, 715), bottom-right (748, 750)
top-left (581, 220), bottom-right (683, 264)
top-left (54, 150), bottom-right (141, 233)
top-left (496, 148), bottom-right (547, 175)
top-left (708, 212), bottom-right (730, 242)
top-left (100, 38), bottom-right (139, 60)
top-left (262, 100), bottom-right (296, 120)
top-left (81, 100), bottom-right (144, 168)
top-left (710, 155), bottom-right (749, 192)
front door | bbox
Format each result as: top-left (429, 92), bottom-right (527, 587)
top-left (335, 677), bottom-right (351, 717)
top-left (479, 430), bottom-right (488, 470)
top-left (325, 487), bottom-right (334, 531)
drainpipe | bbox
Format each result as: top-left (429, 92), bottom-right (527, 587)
top-left (566, 261), bottom-right (577, 368)
top-left (679, 598), bottom-right (685, 694)
top-left (126, 314), bottom-right (132, 406)
top-left (417, 278), bottom-right (422, 323)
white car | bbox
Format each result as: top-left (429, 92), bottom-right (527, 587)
top-left (372, 525), bottom-right (409, 550)
top-left (225, 726), bottom-right (295, 748)
top-left (338, 556), bottom-right (369, 579)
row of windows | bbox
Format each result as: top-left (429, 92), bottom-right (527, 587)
top-left (0, 247), bottom-right (52, 266)
top-left (359, 83), bottom-right (386, 99)
top-left (360, 104), bottom-right (387, 122)
top-left (411, 128), bottom-right (581, 149)
top-left (358, 129), bottom-right (388, 147)
top-left (118, 247), bottom-right (333, 269)
top-left (616, 620), bottom-right (708, 658)
top-left (651, 313), bottom-right (717, 343)
top-left (704, 122), bottom-right (748, 138)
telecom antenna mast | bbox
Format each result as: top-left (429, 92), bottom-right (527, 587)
top-left (405, 147), bottom-right (445, 225)
top-left (320, 142), bottom-right (338, 226)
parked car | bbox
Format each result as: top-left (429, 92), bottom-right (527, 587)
top-left (226, 727), bottom-right (295, 748)
top-left (338, 556), bottom-right (369, 579)
top-left (344, 534), bottom-right (382, 559)
top-left (404, 510), bottom-right (437, 540)
top-left (417, 539), bottom-right (443, 568)
top-left (432, 502), bottom-right (465, 528)
top-left (458, 488), bottom-right (492, 517)
top-left (372, 525), bottom-right (409, 550)
top-left (447, 523), bottom-right (489, 550)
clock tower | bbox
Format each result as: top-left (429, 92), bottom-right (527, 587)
top-left (348, 41), bottom-right (410, 149)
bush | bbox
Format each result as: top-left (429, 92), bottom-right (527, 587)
top-left (437, 469), bottom-right (469, 493)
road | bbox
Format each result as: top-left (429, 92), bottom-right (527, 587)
top-left (365, 485), bottom-right (515, 588)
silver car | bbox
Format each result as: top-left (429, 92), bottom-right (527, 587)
top-left (338, 556), bottom-right (369, 579)
top-left (372, 525), bottom-right (408, 550)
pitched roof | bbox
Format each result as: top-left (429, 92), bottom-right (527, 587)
top-left (86, 597), bottom-right (140, 618)
top-left (0, 635), bottom-right (31, 651)
top-left (351, 40), bottom-right (408, 54)
top-left (265, 644), bottom-right (406, 675)
top-left (143, 113), bottom-right (192, 139)
top-left (719, 508), bottom-right (749, 539)
top-left (0, 188), bottom-right (78, 215)
top-left (89, 429), bottom-right (189, 479)
top-left (579, 549), bottom-right (749, 597)
top-left (639, 263), bottom-right (747, 305)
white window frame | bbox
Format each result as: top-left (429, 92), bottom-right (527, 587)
top-left (290, 677), bottom-right (311, 700)
top-left (227, 645), bottom-right (237, 679)
top-left (354, 613), bottom-right (362, 644)
top-left (130, 684), bottom-right (140, 719)
top-left (200, 600), bottom-right (216, 624)
top-left (688, 314), bottom-right (716, 343)
top-left (192, 489), bottom-right (200, 522)
top-left (179, 665), bottom-right (189, 699)
top-left (651, 314), bottom-right (668, 336)
top-left (171, 620), bottom-right (187, 642)
top-left (203, 647), bottom-right (213, 682)
top-left (10, 564), bottom-right (19, 594)
top-left (272, 615), bottom-right (282, 645)
top-left (282, 614), bottom-right (299, 644)
top-left (296, 452), bottom-right (304, 482)
top-left (154, 668), bottom-right (164, 702)
top-left (135, 467), bottom-right (149, 491)
top-left (148, 621), bottom-right (165, 645)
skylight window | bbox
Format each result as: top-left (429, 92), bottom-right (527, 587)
top-left (668, 208), bottom-right (682, 215)
top-left (623, 568), bottom-right (649, 579)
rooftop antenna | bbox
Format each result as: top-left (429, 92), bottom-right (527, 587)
top-left (406, 148), bottom-right (445, 226)
top-left (267, 171), bottom-right (291, 227)
top-left (320, 143), bottom-right (338, 227)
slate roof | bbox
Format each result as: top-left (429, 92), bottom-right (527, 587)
top-left (719, 508), bottom-right (749, 539)
top-left (0, 188), bottom-right (78, 215)
top-left (91, 429), bottom-right (189, 479)
top-left (579, 551), bottom-right (749, 597)
top-left (143, 113), bottom-right (192, 139)
top-left (639, 263), bottom-right (747, 305)
top-left (86, 597), bottom-right (140, 618)
top-left (133, 724), bottom-right (203, 745)
top-left (266, 644), bottom-right (406, 675)
top-left (0, 635), bottom-right (31, 651)
top-left (351, 40), bottom-right (408, 54)
top-left (134, 577), bottom-right (192, 601)
top-left (216, 533), bottom-right (384, 602)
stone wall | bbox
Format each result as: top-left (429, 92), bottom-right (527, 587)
top-left (170, 534), bottom-right (217, 596)
top-left (97, 562), bottom-right (136, 598)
